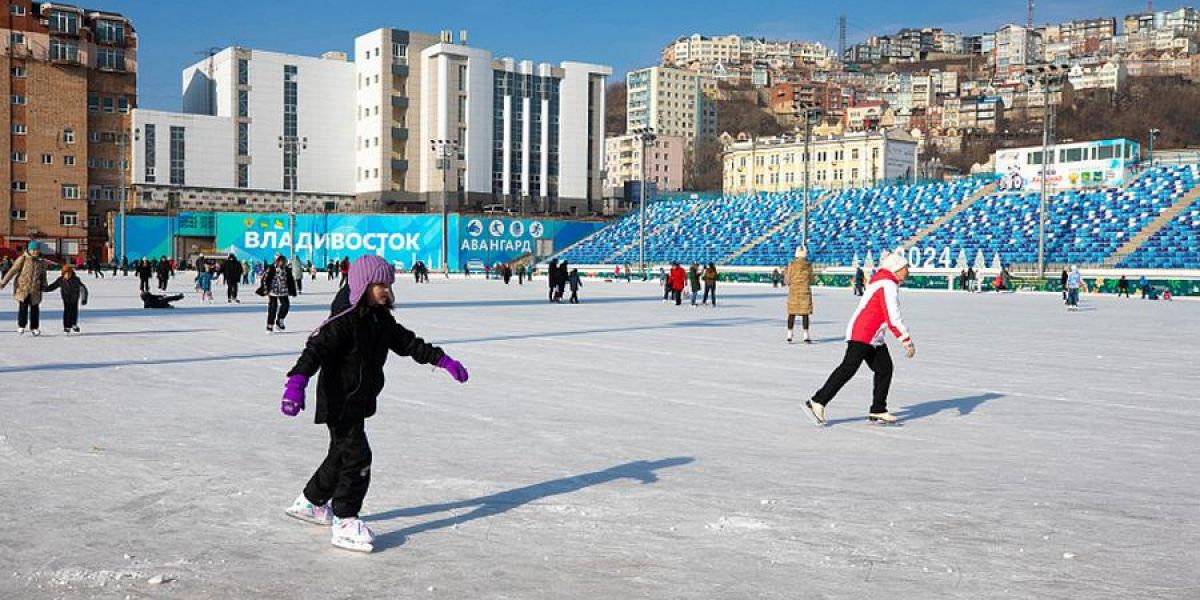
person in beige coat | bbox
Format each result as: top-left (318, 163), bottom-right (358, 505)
top-left (786, 246), bottom-right (814, 343)
top-left (0, 241), bottom-right (50, 335)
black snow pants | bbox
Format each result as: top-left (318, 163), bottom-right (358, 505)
top-left (17, 300), bottom-right (39, 330)
top-left (227, 282), bottom-right (239, 301)
top-left (304, 418), bottom-right (372, 519)
top-left (62, 301), bottom-right (79, 329)
top-left (267, 296), bottom-right (290, 327)
top-left (812, 341), bottom-right (894, 414)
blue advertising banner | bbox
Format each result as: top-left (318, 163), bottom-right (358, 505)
top-left (111, 215), bottom-right (176, 260)
top-left (215, 213), bottom-right (448, 270)
top-left (456, 217), bottom-right (605, 269)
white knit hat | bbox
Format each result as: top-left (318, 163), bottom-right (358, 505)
top-left (880, 249), bottom-right (909, 273)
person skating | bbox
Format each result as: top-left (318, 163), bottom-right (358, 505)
top-left (155, 256), bottom-right (172, 291)
top-left (556, 261), bottom-right (569, 302)
top-left (567, 268), bottom-right (583, 304)
top-left (291, 255), bottom-right (305, 294)
top-left (1066, 265), bottom-right (1082, 311)
top-left (547, 259), bottom-right (560, 303)
top-left (517, 263), bottom-right (526, 285)
top-left (667, 262), bottom-right (686, 306)
top-left (786, 247), bottom-right (814, 344)
top-left (279, 255), bottom-right (469, 553)
top-left (701, 263), bottom-right (718, 306)
top-left (45, 265), bottom-right (88, 334)
top-left (339, 257), bottom-right (350, 288)
top-left (195, 264), bottom-right (215, 303)
top-left (0, 241), bottom-right (49, 335)
top-left (121, 256), bottom-right (129, 277)
top-left (0, 255), bottom-right (11, 279)
top-left (1117, 275), bottom-right (1130, 298)
top-left (854, 266), bottom-right (866, 297)
top-left (804, 250), bottom-right (915, 426)
top-left (261, 255), bottom-right (297, 332)
top-left (135, 259), bottom-right (152, 292)
top-left (224, 254), bottom-right (244, 303)
top-left (688, 263), bottom-right (701, 306)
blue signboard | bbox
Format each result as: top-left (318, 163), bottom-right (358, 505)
top-left (456, 217), bottom-right (605, 268)
top-left (216, 213), bottom-right (448, 270)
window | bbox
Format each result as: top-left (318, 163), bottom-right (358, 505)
top-left (60, 211), bottom-right (79, 226)
top-left (283, 65), bottom-right (298, 189)
top-left (11, 210), bottom-right (27, 220)
top-left (62, 185), bottom-right (80, 199)
top-left (42, 154), bottom-right (53, 165)
top-left (237, 163), bottom-right (249, 188)
top-left (118, 98), bottom-right (129, 113)
top-left (10, 33), bottom-right (25, 46)
top-left (458, 64), bottom-right (468, 92)
top-left (143, 124), bottom-right (156, 182)
top-left (64, 155), bottom-right (75, 166)
top-left (238, 122), bottom-right (248, 155)
top-left (10, 5), bottom-right (25, 15)
top-left (103, 97), bottom-right (114, 113)
top-left (49, 39), bottom-right (79, 63)
top-left (49, 11), bottom-right (80, 35)
top-left (12, 181), bottom-right (26, 191)
top-left (95, 20), bottom-right (124, 45)
top-left (96, 48), bottom-right (125, 71)
top-left (11, 152), bottom-right (27, 162)
top-left (88, 94), bottom-right (100, 112)
top-left (11, 124), bottom-right (26, 135)
top-left (90, 131), bottom-right (100, 143)
top-left (63, 129), bottom-right (75, 143)
top-left (238, 59), bottom-right (249, 85)
top-left (11, 66), bottom-right (25, 78)
top-left (11, 95), bottom-right (26, 105)
top-left (238, 90), bottom-right (248, 118)
top-left (1097, 145), bottom-right (1115, 160)
top-left (169, 126), bottom-right (185, 185)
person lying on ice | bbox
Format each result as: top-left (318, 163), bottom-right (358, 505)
top-left (279, 254), bottom-right (469, 553)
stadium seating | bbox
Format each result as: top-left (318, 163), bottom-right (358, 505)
top-left (555, 165), bottom-right (1200, 270)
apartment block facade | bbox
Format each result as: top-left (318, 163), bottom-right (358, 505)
top-left (603, 133), bottom-right (684, 196)
top-left (722, 131), bottom-right (918, 195)
top-left (1, 0), bottom-right (135, 260)
top-left (626, 66), bottom-right (718, 151)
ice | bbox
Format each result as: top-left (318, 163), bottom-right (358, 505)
top-left (1, 274), bottom-right (1198, 598)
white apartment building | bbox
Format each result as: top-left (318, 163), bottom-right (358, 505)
top-left (626, 66), bottom-right (718, 150)
top-left (353, 28), bottom-right (441, 210)
top-left (415, 39), bottom-right (611, 215)
top-left (132, 47), bottom-right (357, 213)
top-left (993, 24), bottom-right (1043, 79)
top-left (1068, 59), bottom-right (1126, 91)
top-left (604, 133), bottom-right (685, 196)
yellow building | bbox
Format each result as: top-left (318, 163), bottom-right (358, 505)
top-left (722, 131), bottom-right (918, 195)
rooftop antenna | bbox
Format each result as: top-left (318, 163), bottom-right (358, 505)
top-left (1027, 0), bottom-right (1034, 29)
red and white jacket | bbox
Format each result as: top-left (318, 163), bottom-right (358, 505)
top-left (845, 269), bottom-right (911, 347)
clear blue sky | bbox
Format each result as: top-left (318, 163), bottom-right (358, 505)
top-left (103, 0), bottom-right (1144, 111)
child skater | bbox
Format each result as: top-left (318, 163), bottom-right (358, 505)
top-left (195, 264), bottom-right (214, 303)
top-left (45, 264), bottom-right (88, 334)
top-left (279, 255), bottom-right (470, 552)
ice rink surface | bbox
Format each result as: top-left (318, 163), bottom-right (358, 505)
top-left (1, 273), bottom-right (1197, 599)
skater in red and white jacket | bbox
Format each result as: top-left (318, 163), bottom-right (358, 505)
top-left (804, 250), bottom-right (915, 425)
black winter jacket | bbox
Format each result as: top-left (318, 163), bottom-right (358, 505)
top-left (46, 276), bottom-right (88, 304)
top-left (224, 258), bottom-right (244, 282)
top-left (288, 307), bottom-right (445, 424)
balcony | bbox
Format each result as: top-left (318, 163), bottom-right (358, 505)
top-left (391, 63), bottom-right (409, 77)
top-left (391, 95), bottom-right (409, 109)
top-left (391, 127), bottom-right (408, 141)
top-left (391, 158), bottom-right (409, 171)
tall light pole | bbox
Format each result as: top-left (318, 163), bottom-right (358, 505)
top-left (1025, 63), bottom-right (1068, 278)
top-left (1148, 128), bottom-right (1160, 168)
top-left (430, 138), bottom-right (459, 275)
top-left (278, 135), bottom-right (308, 263)
top-left (632, 127), bottom-right (656, 280)
top-left (798, 105), bottom-right (822, 251)
top-left (116, 132), bottom-right (127, 263)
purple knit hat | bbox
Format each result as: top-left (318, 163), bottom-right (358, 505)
top-left (348, 254), bottom-right (395, 308)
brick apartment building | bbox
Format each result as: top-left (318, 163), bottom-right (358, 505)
top-left (1, 0), bottom-right (135, 261)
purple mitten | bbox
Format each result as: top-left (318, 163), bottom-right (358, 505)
top-left (437, 355), bottom-right (469, 383)
top-left (281, 374), bottom-right (309, 416)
